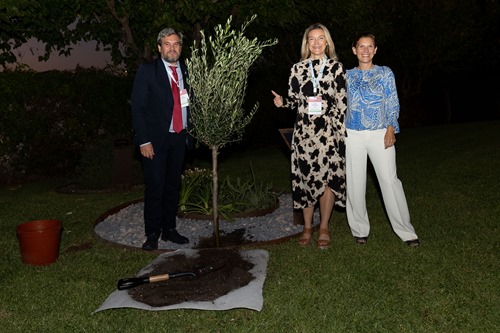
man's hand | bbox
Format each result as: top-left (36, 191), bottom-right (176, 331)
top-left (140, 143), bottom-right (154, 159)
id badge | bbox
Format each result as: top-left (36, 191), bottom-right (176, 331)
top-left (307, 96), bottom-right (322, 115)
top-left (180, 89), bottom-right (189, 107)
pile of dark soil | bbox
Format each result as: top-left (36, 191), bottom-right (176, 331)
top-left (127, 249), bottom-right (254, 307)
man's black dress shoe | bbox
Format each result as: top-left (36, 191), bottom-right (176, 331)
top-left (142, 234), bottom-right (159, 251)
top-left (405, 239), bottom-right (420, 247)
top-left (161, 229), bottom-right (189, 244)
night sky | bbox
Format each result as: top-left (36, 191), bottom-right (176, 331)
top-left (16, 38), bottom-right (110, 71)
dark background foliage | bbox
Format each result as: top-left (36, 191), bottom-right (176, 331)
top-left (0, 69), bottom-right (133, 184)
top-left (0, 0), bottom-right (499, 184)
top-left (1, 66), bottom-right (498, 186)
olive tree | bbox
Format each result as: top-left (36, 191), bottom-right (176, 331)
top-left (186, 15), bottom-right (277, 247)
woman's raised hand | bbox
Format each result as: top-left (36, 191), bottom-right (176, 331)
top-left (271, 90), bottom-right (283, 108)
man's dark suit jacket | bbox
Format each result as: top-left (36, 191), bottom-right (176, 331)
top-left (131, 57), bottom-right (191, 148)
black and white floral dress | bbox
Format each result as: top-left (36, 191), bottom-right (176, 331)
top-left (282, 57), bottom-right (347, 209)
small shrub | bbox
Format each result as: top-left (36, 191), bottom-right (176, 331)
top-left (178, 165), bottom-right (280, 220)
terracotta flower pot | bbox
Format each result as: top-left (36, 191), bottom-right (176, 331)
top-left (16, 219), bottom-right (62, 266)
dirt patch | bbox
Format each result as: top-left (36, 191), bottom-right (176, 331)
top-left (195, 228), bottom-right (250, 248)
top-left (127, 249), bottom-right (254, 307)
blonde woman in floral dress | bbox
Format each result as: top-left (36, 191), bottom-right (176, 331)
top-left (272, 23), bottom-right (347, 249)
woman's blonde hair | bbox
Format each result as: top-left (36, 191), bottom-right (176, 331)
top-left (300, 23), bottom-right (338, 61)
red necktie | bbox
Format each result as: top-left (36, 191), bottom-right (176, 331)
top-left (169, 66), bottom-right (183, 133)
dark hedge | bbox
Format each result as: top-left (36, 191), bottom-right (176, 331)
top-left (0, 69), bottom-right (133, 184)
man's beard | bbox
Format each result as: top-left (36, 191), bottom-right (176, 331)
top-left (164, 52), bottom-right (179, 63)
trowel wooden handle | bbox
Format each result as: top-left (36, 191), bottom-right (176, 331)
top-left (117, 274), bottom-right (170, 290)
top-left (149, 274), bottom-right (170, 283)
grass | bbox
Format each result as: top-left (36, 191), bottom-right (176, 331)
top-left (1, 121), bottom-right (499, 332)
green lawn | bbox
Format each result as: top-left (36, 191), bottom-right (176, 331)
top-left (0, 121), bottom-right (498, 332)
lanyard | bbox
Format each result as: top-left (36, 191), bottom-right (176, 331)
top-left (167, 65), bottom-right (181, 88)
top-left (308, 55), bottom-right (327, 95)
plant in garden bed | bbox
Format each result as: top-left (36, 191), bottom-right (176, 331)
top-left (178, 166), bottom-right (281, 221)
top-left (220, 163), bottom-right (281, 212)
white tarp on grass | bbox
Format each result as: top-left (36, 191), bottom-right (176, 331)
top-left (94, 249), bottom-right (268, 313)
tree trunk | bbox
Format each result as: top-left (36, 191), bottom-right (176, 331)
top-left (211, 146), bottom-right (220, 247)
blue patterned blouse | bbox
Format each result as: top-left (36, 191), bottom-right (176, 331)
top-left (346, 65), bottom-right (400, 133)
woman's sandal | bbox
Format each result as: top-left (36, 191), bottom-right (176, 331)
top-left (298, 227), bottom-right (313, 246)
top-left (317, 228), bottom-right (331, 249)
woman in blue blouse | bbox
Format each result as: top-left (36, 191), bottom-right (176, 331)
top-left (345, 33), bottom-right (420, 247)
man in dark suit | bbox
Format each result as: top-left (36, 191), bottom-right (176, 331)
top-left (131, 27), bottom-right (191, 250)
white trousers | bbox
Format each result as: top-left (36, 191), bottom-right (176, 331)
top-left (345, 129), bottom-right (418, 241)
